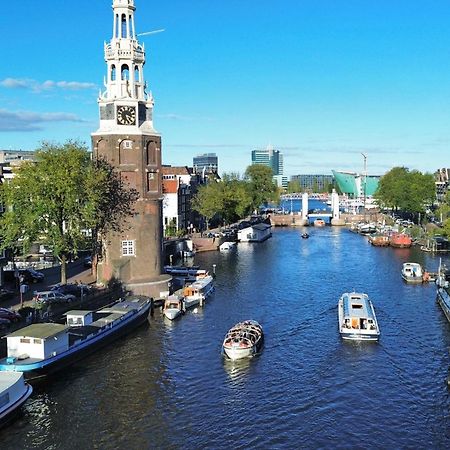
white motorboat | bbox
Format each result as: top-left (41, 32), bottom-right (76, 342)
top-left (183, 275), bottom-right (214, 307)
top-left (219, 241), bottom-right (236, 251)
top-left (0, 372), bottom-right (33, 428)
top-left (163, 295), bottom-right (185, 320)
top-left (222, 320), bottom-right (264, 360)
top-left (338, 292), bottom-right (380, 341)
top-left (401, 262), bottom-right (423, 284)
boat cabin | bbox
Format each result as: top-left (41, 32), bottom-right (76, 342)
top-left (4, 324), bottom-right (69, 361)
top-left (164, 295), bottom-right (183, 311)
top-left (342, 295), bottom-right (376, 331)
top-left (64, 310), bottom-right (94, 327)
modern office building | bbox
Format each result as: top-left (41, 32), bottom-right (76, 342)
top-left (193, 153), bottom-right (218, 175)
top-left (251, 145), bottom-right (283, 176)
top-left (290, 174), bottom-right (334, 193)
top-left (273, 175), bottom-right (289, 190)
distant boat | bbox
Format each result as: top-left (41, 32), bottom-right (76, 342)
top-left (0, 372), bottom-right (33, 428)
top-left (301, 232), bottom-right (309, 239)
top-left (219, 241), bottom-right (236, 251)
top-left (401, 262), bottom-right (424, 284)
top-left (313, 219), bottom-right (326, 227)
top-left (436, 261), bottom-right (450, 323)
top-left (390, 233), bottom-right (412, 248)
top-left (338, 292), bottom-right (380, 341)
top-left (222, 320), bottom-right (264, 360)
top-left (369, 233), bottom-right (390, 247)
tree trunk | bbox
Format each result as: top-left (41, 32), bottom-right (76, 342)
top-left (60, 254), bottom-right (67, 285)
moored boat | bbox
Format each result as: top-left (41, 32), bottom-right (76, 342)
top-left (163, 295), bottom-right (185, 320)
top-left (314, 219), bottom-right (326, 227)
top-left (369, 233), bottom-right (390, 247)
top-left (401, 262), bottom-right (423, 283)
top-left (338, 292), bottom-right (380, 341)
top-left (0, 297), bottom-right (152, 378)
top-left (183, 275), bottom-right (214, 307)
top-left (389, 233), bottom-right (412, 248)
top-left (436, 261), bottom-right (450, 323)
top-left (301, 232), bottom-right (309, 239)
top-left (222, 320), bottom-right (264, 360)
top-left (219, 241), bottom-right (236, 251)
top-left (0, 372), bottom-right (33, 428)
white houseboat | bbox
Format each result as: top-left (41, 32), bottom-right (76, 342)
top-left (222, 320), bottom-right (264, 360)
top-left (436, 262), bottom-right (450, 323)
top-left (338, 292), bottom-right (380, 341)
top-left (183, 275), bottom-right (214, 307)
top-left (0, 297), bottom-right (152, 378)
top-left (401, 262), bottom-right (424, 284)
top-left (0, 372), bottom-right (33, 428)
top-left (238, 223), bottom-right (272, 242)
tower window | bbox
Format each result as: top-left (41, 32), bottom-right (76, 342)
top-left (129, 15), bottom-right (134, 37)
top-left (121, 14), bottom-right (127, 38)
top-left (111, 65), bottom-right (116, 81)
top-left (121, 65), bottom-right (129, 80)
top-left (134, 66), bottom-right (140, 82)
top-left (121, 240), bottom-right (135, 256)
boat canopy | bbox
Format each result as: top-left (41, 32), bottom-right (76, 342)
top-left (4, 323), bottom-right (68, 340)
top-left (342, 294), bottom-right (375, 320)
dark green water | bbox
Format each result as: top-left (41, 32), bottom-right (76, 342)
top-left (2, 227), bottom-right (450, 449)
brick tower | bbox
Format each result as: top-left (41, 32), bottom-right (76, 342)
top-left (92, 0), bottom-right (170, 297)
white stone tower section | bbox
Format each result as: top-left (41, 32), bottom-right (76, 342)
top-left (92, 0), bottom-right (170, 297)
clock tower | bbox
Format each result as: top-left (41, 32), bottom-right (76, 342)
top-left (92, 0), bottom-right (170, 297)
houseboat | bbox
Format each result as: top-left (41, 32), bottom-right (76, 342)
top-left (436, 262), bottom-right (450, 323)
top-left (222, 320), bottom-right (264, 360)
top-left (183, 275), bottom-right (215, 307)
top-left (338, 292), bottom-right (380, 341)
top-left (0, 372), bottom-right (33, 428)
top-left (0, 297), bottom-right (152, 378)
top-left (390, 233), bottom-right (412, 248)
top-left (163, 295), bottom-right (185, 320)
top-left (369, 233), bottom-right (390, 247)
top-left (401, 262), bottom-right (424, 284)
top-left (219, 241), bottom-right (236, 251)
top-left (237, 223), bottom-right (272, 242)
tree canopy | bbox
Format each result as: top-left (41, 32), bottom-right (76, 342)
top-left (0, 141), bottom-right (138, 284)
top-left (374, 167), bottom-right (435, 216)
top-left (244, 164), bottom-right (278, 212)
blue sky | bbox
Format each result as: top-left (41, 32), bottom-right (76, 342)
top-left (1, 0), bottom-right (449, 176)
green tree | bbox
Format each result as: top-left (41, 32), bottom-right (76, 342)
top-left (0, 141), bottom-right (138, 284)
top-left (244, 164), bottom-right (277, 212)
top-left (220, 173), bottom-right (252, 224)
top-left (375, 167), bottom-right (435, 217)
top-left (287, 180), bottom-right (301, 194)
top-left (191, 181), bottom-right (223, 229)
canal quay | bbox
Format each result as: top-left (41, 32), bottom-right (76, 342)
top-left (2, 227), bottom-right (450, 449)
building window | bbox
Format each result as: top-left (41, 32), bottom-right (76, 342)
top-left (33, 338), bottom-right (42, 344)
top-left (123, 140), bottom-right (133, 149)
top-left (111, 65), bottom-right (116, 81)
top-left (147, 172), bottom-right (159, 192)
top-left (122, 240), bottom-right (135, 256)
top-left (121, 64), bottom-right (129, 81)
top-left (20, 338), bottom-right (30, 344)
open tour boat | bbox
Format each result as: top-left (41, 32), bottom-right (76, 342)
top-left (222, 320), bottom-right (264, 360)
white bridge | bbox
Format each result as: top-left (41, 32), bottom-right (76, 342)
top-left (281, 191), bottom-right (342, 224)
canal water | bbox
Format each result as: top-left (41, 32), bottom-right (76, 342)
top-left (2, 227), bottom-right (450, 449)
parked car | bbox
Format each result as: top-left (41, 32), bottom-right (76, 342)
top-left (83, 256), bottom-right (92, 268)
top-left (51, 283), bottom-right (92, 299)
top-left (19, 269), bottom-right (45, 284)
top-left (0, 308), bottom-right (21, 323)
top-left (33, 291), bottom-right (76, 305)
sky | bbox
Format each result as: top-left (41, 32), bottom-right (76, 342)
top-left (1, 0), bottom-right (450, 177)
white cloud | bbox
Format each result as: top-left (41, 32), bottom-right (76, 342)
top-left (0, 78), bottom-right (97, 93)
top-left (0, 109), bottom-right (85, 132)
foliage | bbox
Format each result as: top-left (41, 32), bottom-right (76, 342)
top-left (287, 180), bottom-right (302, 193)
top-left (244, 164), bottom-right (277, 212)
top-left (191, 180), bottom-right (223, 229)
top-left (375, 167), bottom-right (435, 215)
top-left (0, 141), bottom-right (138, 284)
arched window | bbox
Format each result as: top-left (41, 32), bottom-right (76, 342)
top-left (129, 15), bottom-right (134, 37)
top-left (115, 15), bottom-right (120, 38)
top-left (134, 66), bottom-right (140, 82)
top-left (121, 14), bottom-right (127, 38)
top-left (111, 65), bottom-right (116, 81)
top-left (121, 65), bottom-right (129, 80)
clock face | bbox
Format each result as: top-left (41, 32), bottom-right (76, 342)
top-left (117, 105), bottom-right (136, 125)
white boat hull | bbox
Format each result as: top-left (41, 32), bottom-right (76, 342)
top-left (163, 308), bottom-right (182, 320)
top-left (223, 345), bottom-right (256, 361)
